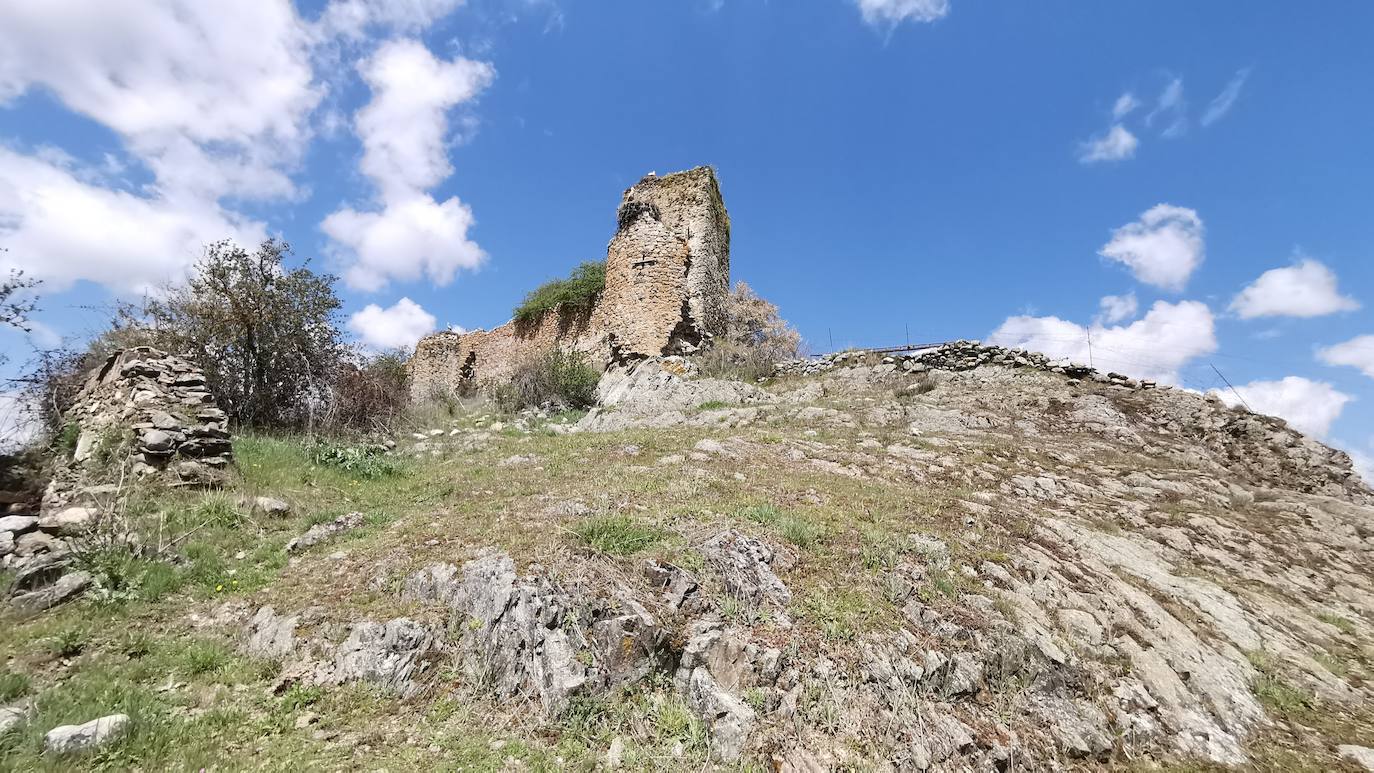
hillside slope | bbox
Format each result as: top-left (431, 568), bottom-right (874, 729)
top-left (3, 345), bottom-right (1373, 771)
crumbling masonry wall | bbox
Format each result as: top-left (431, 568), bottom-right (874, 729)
top-left (408, 167), bottom-right (731, 401)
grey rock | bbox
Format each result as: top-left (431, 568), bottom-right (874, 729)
top-left (14, 530), bottom-right (65, 557)
top-left (252, 496), bottom-right (291, 516)
top-left (0, 531), bottom-right (12, 557)
top-left (1339, 745), bottom-right (1374, 771)
top-left (0, 701), bottom-right (32, 735)
top-left (680, 664), bottom-right (755, 762)
top-left (140, 429), bottom-right (174, 453)
top-left (286, 512), bottom-right (364, 553)
top-left (0, 515), bottom-right (37, 534)
top-left (401, 562), bottom-right (463, 606)
top-left (701, 530), bottom-right (792, 610)
top-left (245, 606), bottom-right (299, 659)
top-left (43, 713), bottom-right (129, 754)
top-left (37, 507), bottom-right (99, 536)
top-left (320, 618), bottom-right (436, 697)
top-left (10, 571), bottom-right (92, 612)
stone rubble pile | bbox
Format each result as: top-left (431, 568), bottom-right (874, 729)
top-left (773, 340), bottom-right (1159, 390)
top-left (4, 347), bottom-right (232, 609)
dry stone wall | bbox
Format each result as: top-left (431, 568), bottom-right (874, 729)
top-left (407, 166), bottom-right (730, 401)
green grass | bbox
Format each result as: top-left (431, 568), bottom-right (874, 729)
top-left (1246, 650), bottom-right (1315, 718)
top-left (0, 670), bottom-right (30, 703)
top-left (797, 586), bottom-right (882, 642)
top-left (737, 504), bottom-right (824, 548)
top-left (697, 400), bottom-right (729, 411)
top-left (571, 514), bottom-right (667, 556)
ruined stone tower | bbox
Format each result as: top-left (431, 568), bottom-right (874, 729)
top-left (407, 166), bottom-right (730, 400)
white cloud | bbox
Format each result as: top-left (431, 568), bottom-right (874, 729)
top-left (1099, 204), bottom-right (1204, 291)
top-left (1319, 335), bottom-right (1374, 380)
top-left (0, 148), bottom-right (263, 293)
top-left (323, 194), bottom-right (486, 291)
top-left (853, 0), bottom-right (950, 28)
top-left (1098, 292), bottom-right (1138, 324)
top-left (1229, 258), bottom-right (1359, 319)
top-left (314, 0), bottom-right (466, 41)
top-left (1201, 68), bottom-right (1251, 127)
top-left (988, 299), bottom-right (1217, 384)
top-left (353, 39), bottom-right (494, 200)
top-left (323, 39), bottom-right (494, 291)
top-left (1147, 77), bottom-right (1187, 138)
top-left (1079, 124), bottom-right (1138, 164)
top-left (1112, 92), bottom-right (1140, 120)
top-left (0, 0), bottom-right (320, 203)
top-left (1211, 376), bottom-right (1351, 439)
top-left (347, 296), bottom-right (437, 350)
top-left (1350, 447), bottom-right (1374, 487)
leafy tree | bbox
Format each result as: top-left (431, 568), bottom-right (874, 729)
top-left (133, 239), bottom-right (347, 429)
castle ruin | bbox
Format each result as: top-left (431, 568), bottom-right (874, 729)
top-left (408, 167), bottom-right (730, 400)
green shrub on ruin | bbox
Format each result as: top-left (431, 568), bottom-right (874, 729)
top-left (512, 261), bottom-right (605, 325)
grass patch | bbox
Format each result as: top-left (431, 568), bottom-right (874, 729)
top-left (571, 515), bottom-right (666, 556)
top-left (797, 587), bottom-right (882, 642)
top-left (738, 504), bottom-right (824, 548)
top-left (0, 670), bottom-right (30, 703)
top-left (1247, 650), bottom-right (1314, 718)
top-left (697, 400), bottom-right (729, 411)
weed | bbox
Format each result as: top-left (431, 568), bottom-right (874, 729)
top-left (46, 627), bottom-right (88, 659)
top-left (180, 640), bottom-right (231, 677)
top-left (1247, 650), bottom-right (1314, 717)
top-left (571, 515), bottom-right (666, 556)
top-left (738, 504), bottom-right (824, 548)
top-left (697, 400), bottom-right (729, 411)
top-left (0, 670), bottom-right (29, 703)
top-left (307, 440), bottom-right (405, 479)
top-left (798, 587), bottom-right (880, 642)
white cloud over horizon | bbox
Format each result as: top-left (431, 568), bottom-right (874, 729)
top-left (347, 296), bottom-right (437, 350)
top-left (1229, 258), bottom-right (1359, 319)
top-left (322, 38), bottom-right (494, 292)
top-left (1099, 204), bottom-right (1205, 291)
top-left (853, 0), bottom-right (950, 28)
top-left (1319, 335), bottom-right (1374, 380)
top-left (1212, 375), bottom-right (1351, 439)
top-left (989, 299), bottom-right (1217, 384)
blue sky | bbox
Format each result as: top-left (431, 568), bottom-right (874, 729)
top-left (0, 0), bottom-right (1371, 474)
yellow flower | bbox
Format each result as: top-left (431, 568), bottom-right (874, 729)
top-left (215, 584), bottom-right (223, 591)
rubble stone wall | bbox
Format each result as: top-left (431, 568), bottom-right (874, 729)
top-left (407, 166), bottom-right (730, 402)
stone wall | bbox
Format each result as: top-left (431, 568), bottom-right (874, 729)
top-left (407, 166), bottom-right (730, 402)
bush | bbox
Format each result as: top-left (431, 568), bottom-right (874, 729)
top-left (493, 349), bottom-right (600, 413)
top-left (698, 281), bottom-right (801, 382)
top-left (322, 350), bottom-right (411, 433)
top-left (513, 261), bottom-right (605, 325)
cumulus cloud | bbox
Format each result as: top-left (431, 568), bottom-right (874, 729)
top-left (1201, 68), bottom-right (1251, 127)
top-left (0, 148), bottom-right (263, 293)
top-left (1079, 124), bottom-right (1138, 164)
top-left (0, 1), bottom-right (477, 296)
top-left (1229, 258), bottom-right (1359, 319)
top-left (0, 1), bottom-right (320, 203)
top-left (1099, 204), bottom-right (1204, 291)
top-left (853, 0), bottom-right (950, 28)
top-left (324, 39), bottom-right (494, 291)
top-left (988, 299), bottom-right (1217, 384)
top-left (347, 297), bottom-right (437, 350)
top-left (323, 194), bottom-right (486, 291)
top-left (1211, 376), bottom-right (1351, 439)
top-left (1097, 292), bottom-right (1138, 324)
top-left (1319, 335), bottom-right (1374, 380)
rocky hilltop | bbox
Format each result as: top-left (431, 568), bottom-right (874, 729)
top-left (3, 343), bottom-right (1373, 771)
